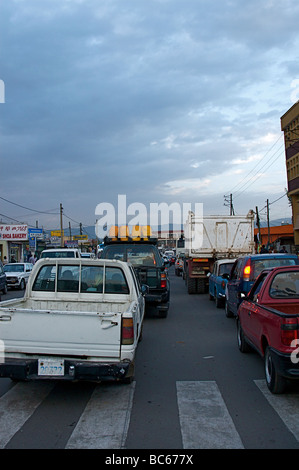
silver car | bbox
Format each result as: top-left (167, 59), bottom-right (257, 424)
top-left (3, 262), bottom-right (33, 290)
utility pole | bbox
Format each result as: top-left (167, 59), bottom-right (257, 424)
top-left (266, 199), bottom-right (270, 247)
top-left (60, 203), bottom-right (64, 248)
top-left (69, 222), bottom-right (72, 241)
top-left (224, 194), bottom-right (235, 215)
top-left (256, 206), bottom-right (261, 250)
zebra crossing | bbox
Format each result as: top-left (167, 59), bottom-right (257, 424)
top-left (1, 379), bottom-right (299, 449)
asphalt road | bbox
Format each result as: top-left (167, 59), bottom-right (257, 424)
top-left (1, 268), bottom-right (299, 449)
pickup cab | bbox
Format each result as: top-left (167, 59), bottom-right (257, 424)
top-left (0, 258), bottom-right (145, 383)
top-left (237, 265), bottom-right (299, 394)
top-left (102, 240), bottom-right (170, 318)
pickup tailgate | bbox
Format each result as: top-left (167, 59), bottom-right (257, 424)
top-left (0, 308), bottom-right (122, 359)
top-left (135, 266), bottom-right (162, 289)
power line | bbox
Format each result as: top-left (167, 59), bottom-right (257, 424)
top-left (228, 134), bottom-right (284, 197)
top-left (233, 147), bottom-right (284, 199)
top-left (0, 195), bottom-right (59, 215)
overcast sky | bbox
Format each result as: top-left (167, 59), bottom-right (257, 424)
top-left (1, 0), bottom-right (299, 235)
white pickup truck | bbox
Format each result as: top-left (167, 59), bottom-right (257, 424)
top-left (0, 258), bottom-right (146, 383)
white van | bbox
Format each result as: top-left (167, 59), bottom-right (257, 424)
top-left (40, 248), bottom-right (81, 259)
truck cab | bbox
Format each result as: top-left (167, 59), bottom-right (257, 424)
top-left (101, 225), bottom-right (170, 317)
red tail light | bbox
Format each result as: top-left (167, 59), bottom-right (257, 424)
top-left (243, 260), bottom-right (251, 281)
top-left (122, 318), bottom-right (134, 345)
top-left (161, 272), bottom-right (167, 289)
top-left (281, 318), bottom-right (298, 346)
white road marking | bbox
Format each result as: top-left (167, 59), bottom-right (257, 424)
top-left (66, 382), bottom-right (135, 449)
top-left (0, 382), bottom-right (54, 448)
top-left (255, 379), bottom-right (299, 442)
top-left (176, 381), bottom-right (244, 449)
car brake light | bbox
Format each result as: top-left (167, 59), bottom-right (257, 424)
top-left (122, 318), bottom-right (134, 345)
top-left (281, 318), bottom-right (298, 346)
top-left (161, 272), bottom-right (167, 289)
top-left (243, 260), bottom-right (251, 281)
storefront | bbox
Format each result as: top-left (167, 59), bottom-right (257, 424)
top-left (0, 224), bottom-right (28, 262)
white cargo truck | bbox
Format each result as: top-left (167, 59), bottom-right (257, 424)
top-left (183, 210), bottom-right (255, 294)
top-left (0, 258), bottom-right (146, 383)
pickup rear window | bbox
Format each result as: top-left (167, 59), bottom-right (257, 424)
top-left (252, 258), bottom-right (297, 280)
top-left (269, 271), bottom-right (299, 298)
top-left (32, 264), bottom-right (129, 294)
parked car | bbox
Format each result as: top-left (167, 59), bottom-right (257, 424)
top-left (175, 253), bottom-right (185, 276)
top-left (0, 261), bottom-right (8, 295)
top-left (208, 258), bottom-right (236, 308)
top-left (3, 262), bottom-right (33, 290)
top-left (225, 253), bottom-right (299, 318)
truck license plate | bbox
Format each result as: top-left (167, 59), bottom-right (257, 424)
top-left (38, 359), bottom-right (64, 376)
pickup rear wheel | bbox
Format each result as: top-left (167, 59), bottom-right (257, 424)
top-left (264, 346), bottom-right (287, 394)
top-left (225, 300), bottom-right (234, 318)
top-left (237, 320), bottom-right (251, 353)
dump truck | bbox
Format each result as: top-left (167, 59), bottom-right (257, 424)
top-left (183, 210), bottom-right (255, 294)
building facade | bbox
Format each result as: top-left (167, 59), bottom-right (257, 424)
top-left (281, 100), bottom-right (299, 245)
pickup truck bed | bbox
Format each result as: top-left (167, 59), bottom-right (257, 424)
top-left (0, 258), bottom-right (145, 383)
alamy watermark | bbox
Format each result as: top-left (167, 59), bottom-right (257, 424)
top-left (95, 194), bottom-right (203, 249)
top-left (0, 80), bottom-right (5, 103)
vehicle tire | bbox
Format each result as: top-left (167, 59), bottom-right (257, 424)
top-left (197, 278), bottom-right (205, 294)
top-left (264, 346), bottom-right (287, 394)
top-left (20, 279), bottom-right (25, 290)
top-left (187, 275), bottom-right (197, 294)
top-left (215, 291), bottom-right (222, 309)
top-left (157, 305), bottom-right (169, 318)
top-left (225, 300), bottom-right (234, 318)
top-left (2, 285), bottom-right (7, 295)
top-left (138, 323), bottom-right (143, 342)
top-left (121, 362), bottom-right (135, 384)
top-left (237, 319), bottom-right (251, 353)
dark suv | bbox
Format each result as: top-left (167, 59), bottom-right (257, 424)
top-left (225, 253), bottom-right (299, 318)
top-left (101, 242), bottom-right (170, 317)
